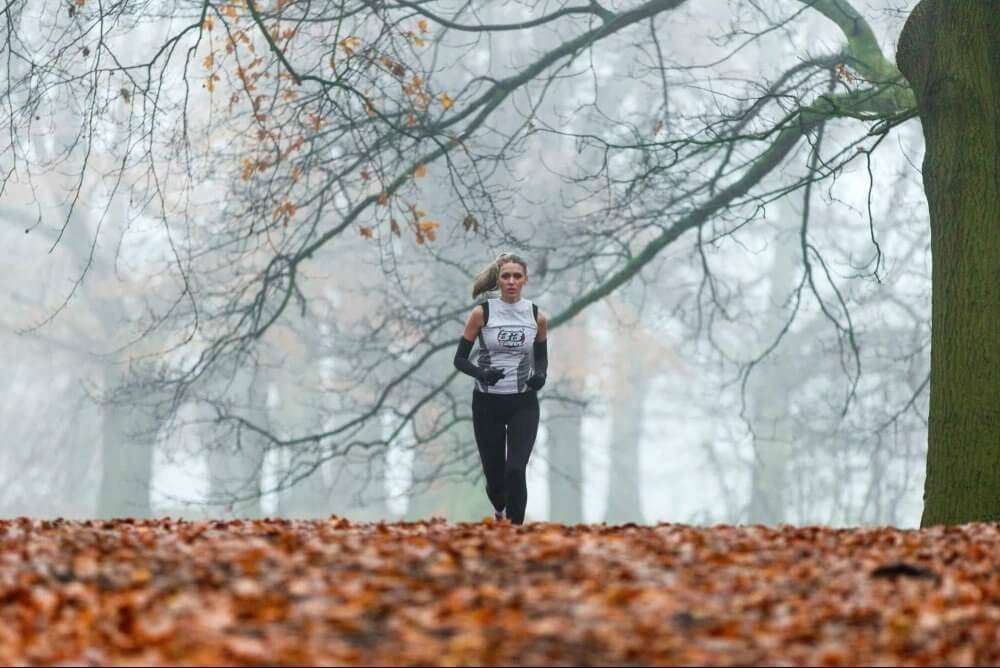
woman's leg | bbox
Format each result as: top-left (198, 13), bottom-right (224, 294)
top-left (504, 392), bottom-right (540, 524)
top-left (472, 392), bottom-right (508, 514)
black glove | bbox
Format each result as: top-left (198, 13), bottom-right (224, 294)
top-left (479, 367), bottom-right (506, 386)
top-left (454, 338), bottom-right (506, 387)
top-left (526, 339), bottom-right (548, 391)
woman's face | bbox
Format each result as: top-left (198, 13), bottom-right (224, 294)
top-left (498, 261), bottom-right (527, 301)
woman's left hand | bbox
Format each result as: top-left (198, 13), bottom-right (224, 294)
top-left (526, 373), bottom-right (546, 391)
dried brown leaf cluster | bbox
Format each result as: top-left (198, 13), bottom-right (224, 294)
top-left (1, 517), bottom-right (999, 665)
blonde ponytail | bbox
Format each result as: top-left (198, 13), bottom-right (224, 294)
top-left (471, 262), bottom-right (499, 300)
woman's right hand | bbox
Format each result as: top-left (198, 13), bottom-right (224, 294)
top-left (479, 367), bottom-right (506, 386)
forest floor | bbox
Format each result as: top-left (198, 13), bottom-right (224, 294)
top-left (0, 516), bottom-right (998, 666)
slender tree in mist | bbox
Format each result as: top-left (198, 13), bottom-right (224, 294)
top-left (2, 0), bottom-right (992, 524)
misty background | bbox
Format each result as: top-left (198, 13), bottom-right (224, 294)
top-left (0, 0), bottom-right (927, 527)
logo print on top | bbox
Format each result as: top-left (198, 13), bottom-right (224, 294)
top-left (497, 327), bottom-right (526, 348)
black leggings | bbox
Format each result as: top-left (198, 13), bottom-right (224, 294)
top-left (472, 390), bottom-right (539, 525)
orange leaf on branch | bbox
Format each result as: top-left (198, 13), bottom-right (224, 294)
top-left (418, 220), bottom-right (438, 242)
top-left (339, 36), bottom-right (362, 56)
top-left (273, 200), bottom-right (297, 226)
top-left (413, 164), bottom-right (427, 178)
top-left (283, 135), bottom-right (305, 157)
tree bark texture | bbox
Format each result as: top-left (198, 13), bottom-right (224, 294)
top-left (897, 0), bottom-right (1000, 525)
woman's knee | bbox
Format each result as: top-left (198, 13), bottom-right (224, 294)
top-left (504, 465), bottom-right (527, 482)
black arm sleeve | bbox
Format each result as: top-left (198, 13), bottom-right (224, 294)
top-left (533, 339), bottom-right (548, 376)
top-left (453, 337), bottom-right (482, 380)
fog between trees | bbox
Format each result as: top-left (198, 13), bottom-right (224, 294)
top-left (2, 0), bottom-right (990, 527)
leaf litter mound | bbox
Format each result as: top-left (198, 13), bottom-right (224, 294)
top-left (1, 516), bottom-right (998, 665)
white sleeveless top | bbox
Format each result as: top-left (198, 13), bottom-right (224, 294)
top-left (475, 298), bottom-right (538, 394)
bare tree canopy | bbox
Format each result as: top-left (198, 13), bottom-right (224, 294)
top-left (2, 0), bottom-right (992, 526)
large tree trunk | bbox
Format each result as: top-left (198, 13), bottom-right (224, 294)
top-left (897, 1), bottom-right (1000, 526)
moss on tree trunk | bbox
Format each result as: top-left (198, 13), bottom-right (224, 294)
top-left (897, 0), bottom-right (1000, 526)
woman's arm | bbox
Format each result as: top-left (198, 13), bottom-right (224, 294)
top-left (527, 311), bottom-right (548, 390)
top-left (454, 307), bottom-right (504, 385)
top-left (535, 310), bottom-right (547, 342)
top-left (461, 305), bottom-right (484, 341)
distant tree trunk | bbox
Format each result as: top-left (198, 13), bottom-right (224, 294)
top-left (746, 203), bottom-right (800, 525)
top-left (441, 478), bottom-right (486, 522)
top-left (277, 460), bottom-right (329, 518)
top-left (403, 408), bottom-right (488, 522)
top-left (274, 372), bottom-right (329, 518)
top-left (274, 332), bottom-right (338, 519)
top-left (604, 339), bottom-right (649, 525)
top-left (327, 415), bottom-right (390, 522)
top-left (324, 340), bottom-right (391, 522)
top-left (547, 404), bottom-right (585, 523)
top-left (746, 415), bottom-right (792, 524)
top-left (206, 366), bottom-right (267, 518)
top-left (97, 363), bottom-right (155, 518)
top-left (897, 1), bottom-right (1000, 525)
top-left (547, 320), bottom-right (589, 524)
top-left (404, 417), bottom-right (461, 521)
top-left (403, 452), bottom-right (454, 521)
top-left (57, 395), bottom-right (101, 518)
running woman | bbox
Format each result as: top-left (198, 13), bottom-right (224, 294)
top-left (453, 253), bottom-right (548, 525)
